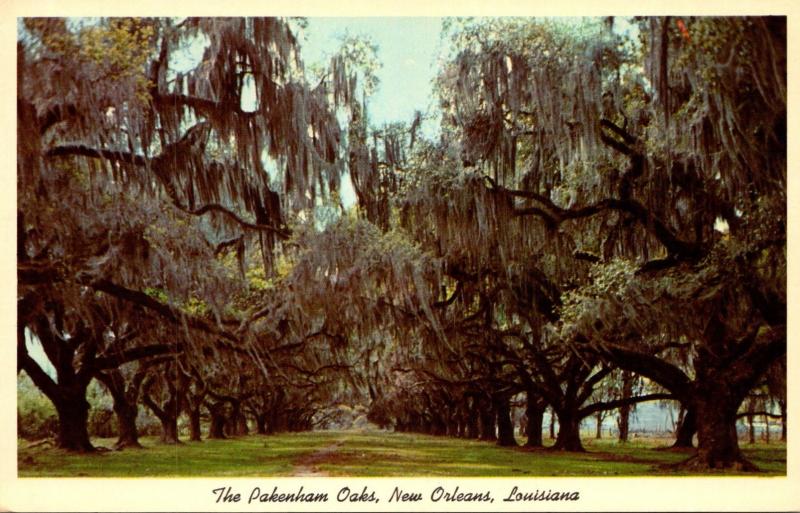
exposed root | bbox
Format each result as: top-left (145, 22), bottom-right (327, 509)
top-left (548, 444), bottom-right (587, 453)
top-left (653, 444), bottom-right (695, 452)
top-left (663, 454), bottom-right (761, 472)
top-left (24, 438), bottom-right (56, 450)
top-left (113, 440), bottom-right (144, 451)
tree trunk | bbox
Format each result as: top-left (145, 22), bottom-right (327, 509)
top-left (691, 388), bottom-right (754, 470)
top-left (673, 407), bottom-right (696, 448)
top-left (446, 407), bottom-right (459, 437)
top-left (478, 402), bottom-right (496, 441)
top-left (549, 408), bottom-right (556, 439)
top-left (494, 396), bottom-right (517, 447)
top-left (456, 406), bottom-right (466, 438)
top-left (525, 393), bottom-right (545, 447)
top-left (141, 365), bottom-right (185, 445)
top-left (430, 411), bottom-right (446, 436)
top-left (96, 368), bottom-right (148, 450)
top-left (764, 414), bottom-right (770, 443)
top-left (19, 317), bottom-right (95, 452)
top-left (255, 414), bottom-right (267, 434)
top-left (113, 401), bottom-right (142, 449)
top-left (595, 412), bottom-right (603, 439)
top-left (747, 413), bottom-right (755, 444)
top-left (231, 402), bottom-right (248, 436)
top-left (600, 320), bottom-right (784, 470)
top-left (617, 371), bottom-right (633, 442)
top-left (145, 397), bottom-right (180, 445)
top-left (270, 401), bottom-right (289, 433)
top-left (779, 399), bottom-right (786, 441)
top-left (553, 410), bottom-right (584, 451)
top-left (421, 418), bottom-right (432, 435)
top-left (188, 407), bottom-right (202, 441)
top-left (54, 393), bottom-right (94, 452)
top-left (143, 393), bottom-right (181, 444)
top-left (209, 414), bottom-right (226, 438)
top-left (445, 418), bottom-right (456, 437)
top-left (465, 399), bottom-right (479, 439)
top-left (183, 378), bottom-right (207, 442)
top-left (238, 410), bottom-right (249, 436)
top-left (617, 407), bottom-right (630, 442)
top-left (159, 416), bottom-right (179, 444)
top-left (207, 402), bottom-right (227, 439)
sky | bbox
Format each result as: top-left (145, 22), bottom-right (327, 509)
top-left (296, 17), bottom-right (638, 133)
top-left (297, 17), bottom-right (445, 207)
top-left (170, 17), bottom-right (444, 129)
top-left (300, 17), bottom-right (444, 130)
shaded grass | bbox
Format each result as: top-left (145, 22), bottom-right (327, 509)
top-left (313, 433), bottom-right (682, 477)
top-left (17, 430), bottom-right (786, 477)
top-left (18, 433), bottom-right (333, 477)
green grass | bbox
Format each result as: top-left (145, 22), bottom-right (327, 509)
top-left (18, 433), bottom-right (333, 477)
top-left (17, 430), bottom-right (786, 477)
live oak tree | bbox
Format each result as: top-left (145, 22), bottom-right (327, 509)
top-left (17, 17), bottom-right (359, 451)
top-left (95, 355), bottom-right (171, 449)
top-left (141, 359), bottom-right (188, 444)
top-left (558, 18), bottom-right (785, 469)
top-left (388, 137), bottom-right (667, 450)
top-left (398, 17), bottom-right (785, 466)
top-left (17, 177), bottom-right (226, 450)
top-left (309, 60), bottom-right (670, 450)
top-left (456, 17), bottom-right (785, 468)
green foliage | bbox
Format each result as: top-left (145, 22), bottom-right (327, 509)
top-left (245, 263), bottom-right (274, 291)
top-left (87, 408), bottom-right (115, 438)
top-left (560, 259), bottom-right (637, 325)
top-left (143, 287), bottom-right (169, 303)
top-left (86, 380), bottom-right (117, 437)
top-left (184, 296), bottom-right (210, 316)
top-left (23, 18), bottom-right (156, 103)
top-left (335, 32), bottom-right (382, 96)
top-left (17, 373), bottom-right (57, 441)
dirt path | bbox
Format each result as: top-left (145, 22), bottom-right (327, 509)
top-left (291, 438), bottom-right (347, 476)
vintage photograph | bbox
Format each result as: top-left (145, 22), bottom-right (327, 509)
top-left (12, 10), bottom-right (789, 509)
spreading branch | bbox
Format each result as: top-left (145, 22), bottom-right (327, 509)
top-left (579, 393), bottom-right (674, 418)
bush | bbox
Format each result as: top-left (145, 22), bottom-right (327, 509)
top-left (88, 408), bottom-right (116, 438)
top-left (17, 372), bottom-right (57, 441)
top-left (87, 379), bottom-right (116, 438)
top-left (136, 407), bottom-right (162, 436)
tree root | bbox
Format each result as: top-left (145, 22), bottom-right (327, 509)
top-left (663, 453), bottom-right (761, 472)
top-left (653, 444), bottom-right (695, 452)
top-left (113, 440), bottom-right (144, 451)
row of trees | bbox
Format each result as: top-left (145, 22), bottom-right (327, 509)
top-left (17, 16), bottom-right (785, 471)
top-left (290, 17), bottom-right (787, 469)
top-left (17, 17), bottom-right (365, 451)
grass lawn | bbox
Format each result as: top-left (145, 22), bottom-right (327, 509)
top-left (17, 430), bottom-right (786, 477)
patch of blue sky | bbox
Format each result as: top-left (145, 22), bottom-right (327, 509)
top-left (301, 17), bottom-right (444, 136)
